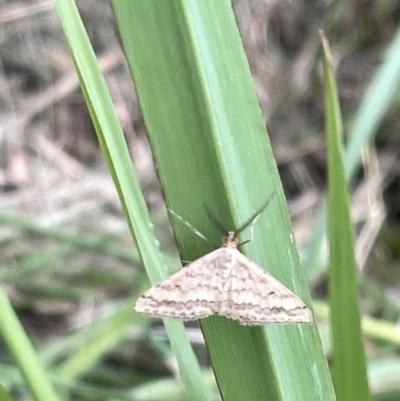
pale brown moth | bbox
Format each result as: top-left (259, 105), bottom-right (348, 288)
top-left (135, 195), bottom-right (312, 325)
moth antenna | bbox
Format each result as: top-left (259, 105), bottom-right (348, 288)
top-left (167, 208), bottom-right (217, 248)
top-left (235, 190), bottom-right (276, 235)
top-left (237, 212), bottom-right (256, 247)
top-left (204, 204), bottom-right (229, 235)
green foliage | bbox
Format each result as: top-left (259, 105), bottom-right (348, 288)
top-left (0, 290), bottom-right (62, 401)
top-left (304, 24), bottom-right (400, 278)
top-left (2, 1), bottom-right (400, 400)
top-left (322, 34), bottom-right (371, 401)
top-left (0, 385), bottom-right (15, 401)
top-left (113, 1), bottom-right (334, 400)
top-left (53, 1), bottom-right (209, 400)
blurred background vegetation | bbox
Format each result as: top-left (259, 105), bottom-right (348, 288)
top-left (1, 0), bottom-right (400, 400)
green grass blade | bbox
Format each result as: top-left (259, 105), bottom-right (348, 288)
top-left (322, 33), bottom-right (371, 401)
top-left (314, 301), bottom-right (400, 346)
top-left (113, 1), bottom-right (336, 400)
top-left (0, 385), bottom-right (15, 401)
top-left (0, 210), bottom-right (140, 264)
top-left (345, 27), bottom-right (400, 177)
top-left (304, 25), bottom-right (400, 276)
top-left (0, 290), bottom-right (62, 401)
top-left (53, 1), bottom-right (210, 400)
top-left (55, 299), bottom-right (140, 380)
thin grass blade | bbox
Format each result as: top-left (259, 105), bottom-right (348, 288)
top-left (304, 25), bottom-right (400, 277)
top-left (53, 1), bottom-right (210, 400)
top-left (0, 290), bottom-right (62, 401)
top-left (322, 32), bottom-right (371, 401)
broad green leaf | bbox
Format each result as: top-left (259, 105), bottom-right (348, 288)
top-left (113, 1), bottom-right (336, 400)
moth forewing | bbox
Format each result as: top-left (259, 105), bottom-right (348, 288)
top-left (135, 234), bottom-right (312, 325)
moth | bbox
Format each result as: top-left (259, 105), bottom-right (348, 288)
top-left (135, 194), bottom-right (312, 325)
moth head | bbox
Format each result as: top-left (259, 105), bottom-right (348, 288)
top-left (222, 232), bottom-right (239, 248)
